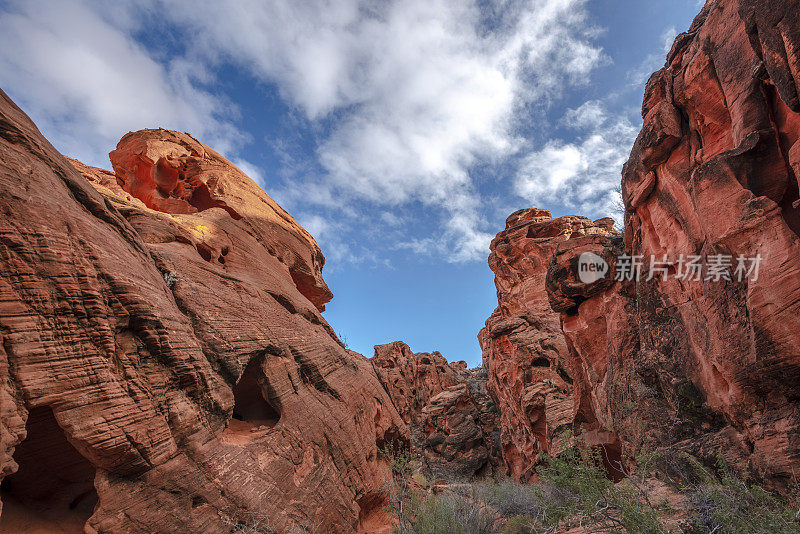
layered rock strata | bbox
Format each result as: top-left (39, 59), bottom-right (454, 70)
top-left (0, 89), bottom-right (405, 533)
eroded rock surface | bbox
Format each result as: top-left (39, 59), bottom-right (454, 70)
top-left (544, 0), bottom-right (800, 488)
top-left (623, 0), bottom-right (800, 486)
top-left (418, 377), bottom-right (501, 480)
top-left (0, 89), bottom-right (405, 533)
top-left (370, 342), bottom-right (500, 479)
top-left (479, 209), bottom-right (617, 480)
top-left (370, 341), bottom-right (465, 425)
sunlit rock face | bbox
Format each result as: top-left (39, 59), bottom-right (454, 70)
top-left (371, 341), bottom-right (464, 426)
top-left (485, 0), bottom-right (800, 488)
top-left (0, 88), bottom-right (406, 533)
top-left (479, 209), bottom-right (617, 481)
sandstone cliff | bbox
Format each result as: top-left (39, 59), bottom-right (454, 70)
top-left (484, 0), bottom-right (800, 489)
top-left (0, 89), bottom-right (406, 533)
top-left (479, 209), bottom-right (618, 480)
top-left (370, 341), bottom-right (501, 479)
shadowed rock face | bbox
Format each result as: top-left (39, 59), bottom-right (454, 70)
top-left (418, 378), bottom-right (502, 480)
top-left (0, 89), bottom-right (406, 533)
top-left (479, 209), bottom-right (618, 480)
top-left (371, 341), bottom-right (464, 425)
top-left (620, 0), bottom-right (800, 486)
top-left (538, 0), bottom-right (800, 489)
top-left (370, 341), bottom-right (501, 479)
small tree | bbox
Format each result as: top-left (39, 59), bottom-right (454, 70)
top-left (379, 441), bottom-right (416, 533)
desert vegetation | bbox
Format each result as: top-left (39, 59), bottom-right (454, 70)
top-left (380, 438), bottom-right (800, 534)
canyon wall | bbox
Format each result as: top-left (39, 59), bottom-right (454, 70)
top-left (0, 89), bottom-right (406, 533)
top-left (485, 0), bottom-right (800, 488)
top-left (370, 341), bottom-right (501, 479)
top-left (479, 209), bottom-right (618, 480)
top-left (371, 341), bottom-right (464, 426)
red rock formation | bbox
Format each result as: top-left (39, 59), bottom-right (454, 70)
top-left (418, 377), bottom-right (501, 480)
top-left (543, 0), bottom-right (800, 488)
top-left (0, 89), bottom-right (406, 532)
top-left (370, 342), bottom-right (501, 478)
top-left (371, 341), bottom-right (465, 425)
top-left (479, 209), bottom-right (617, 480)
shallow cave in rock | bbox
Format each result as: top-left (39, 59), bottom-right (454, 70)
top-left (225, 358), bottom-right (281, 436)
top-left (0, 406), bottom-right (98, 534)
top-left (597, 441), bottom-right (625, 483)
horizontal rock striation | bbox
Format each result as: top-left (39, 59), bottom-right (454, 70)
top-left (0, 89), bottom-right (405, 533)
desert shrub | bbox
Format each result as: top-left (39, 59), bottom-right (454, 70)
top-left (497, 514), bottom-right (539, 534)
top-left (410, 493), bottom-right (495, 534)
top-left (469, 367), bottom-right (489, 380)
top-left (685, 457), bottom-right (800, 533)
top-left (380, 441), bottom-right (418, 534)
top-left (533, 446), bottom-right (665, 534)
top-left (412, 472), bottom-right (430, 489)
top-left (477, 479), bottom-right (543, 520)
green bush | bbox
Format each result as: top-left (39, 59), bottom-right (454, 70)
top-left (497, 514), bottom-right (538, 534)
top-left (388, 436), bottom-right (799, 534)
top-left (410, 494), bottom-right (495, 534)
top-left (476, 479), bottom-right (543, 520)
top-left (533, 446), bottom-right (665, 534)
top-left (686, 457), bottom-right (800, 533)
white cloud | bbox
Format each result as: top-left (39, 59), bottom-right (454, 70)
top-left (0, 0), bottom-right (607, 262)
top-left (232, 159), bottom-right (266, 188)
top-left (148, 0), bottom-right (605, 261)
top-left (380, 212), bottom-right (403, 227)
top-left (627, 25), bottom-right (678, 89)
top-left (562, 100), bottom-right (607, 130)
top-left (514, 100), bottom-right (637, 223)
top-left (0, 0), bottom-right (243, 167)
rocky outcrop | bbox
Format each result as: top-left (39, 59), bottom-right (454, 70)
top-left (370, 341), bottom-right (465, 425)
top-left (0, 89), bottom-right (406, 533)
top-left (618, 0), bottom-right (800, 487)
top-left (418, 375), bottom-right (501, 480)
top-left (479, 209), bottom-right (617, 480)
top-left (488, 0), bottom-right (800, 489)
top-left (370, 342), bottom-right (501, 479)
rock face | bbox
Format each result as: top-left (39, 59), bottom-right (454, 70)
top-left (479, 209), bottom-right (617, 480)
top-left (616, 0), bottom-right (800, 486)
top-left (485, 0), bottom-right (800, 488)
top-left (371, 341), bottom-right (464, 425)
top-left (418, 376), bottom-right (501, 480)
top-left (370, 342), bottom-right (501, 479)
top-left (0, 89), bottom-right (406, 533)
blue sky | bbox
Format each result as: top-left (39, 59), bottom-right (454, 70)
top-left (0, 0), bottom-right (702, 366)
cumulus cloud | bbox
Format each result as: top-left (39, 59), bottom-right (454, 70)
top-left (0, 0), bottom-right (607, 261)
top-left (148, 0), bottom-right (606, 261)
top-left (0, 0), bottom-right (243, 167)
top-left (515, 100), bottom-right (638, 223)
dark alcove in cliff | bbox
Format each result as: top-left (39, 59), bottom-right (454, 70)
top-left (225, 357), bottom-right (280, 437)
top-left (0, 406), bottom-right (98, 533)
